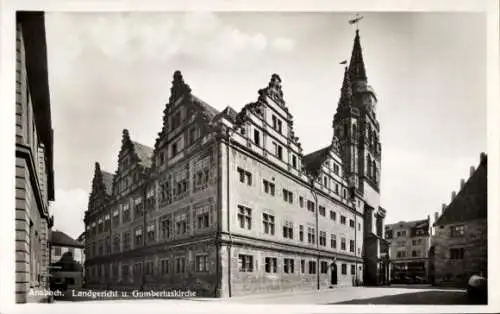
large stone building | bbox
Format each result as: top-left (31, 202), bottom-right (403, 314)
top-left (385, 217), bottom-right (431, 283)
top-left (430, 153), bottom-right (487, 287)
top-left (84, 30), bottom-right (387, 297)
top-left (14, 12), bottom-right (55, 303)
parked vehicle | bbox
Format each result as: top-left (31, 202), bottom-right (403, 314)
top-left (467, 274), bottom-right (487, 304)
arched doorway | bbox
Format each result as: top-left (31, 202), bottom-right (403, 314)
top-left (330, 262), bottom-right (338, 286)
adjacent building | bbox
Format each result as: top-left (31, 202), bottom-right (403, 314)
top-left (49, 230), bottom-right (85, 289)
top-left (385, 217), bottom-right (431, 283)
top-left (431, 153), bottom-right (487, 287)
top-left (15, 12), bottom-right (55, 303)
top-left (84, 30), bottom-right (387, 297)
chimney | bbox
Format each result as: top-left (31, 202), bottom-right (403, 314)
top-left (460, 179), bottom-right (465, 190)
top-left (427, 214), bottom-right (430, 221)
top-left (434, 211), bottom-right (439, 222)
top-left (451, 191), bottom-right (456, 201)
top-left (470, 166), bottom-right (475, 177)
top-left (441, 203), bottom-right (446, 214)
top-left (480, 152), bottom-right (487, 164)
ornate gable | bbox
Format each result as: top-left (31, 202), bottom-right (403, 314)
top-left (88, 162), bottom-right (112, 212)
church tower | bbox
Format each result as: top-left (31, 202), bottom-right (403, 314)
top-left (334, 29), bottom-right (381, 209)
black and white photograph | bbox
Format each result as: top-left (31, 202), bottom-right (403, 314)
top-left (1, 0), bottom-right (498, 313)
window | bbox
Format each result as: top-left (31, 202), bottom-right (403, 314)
top-left (292, 155), bottom-right (297, 169)
top-left (277, 120), bottom-right (283, 134)
top-left (450, 225), bottom-right (465, 237)
top-left (112, 210), bottom-right (120, 226)
top-left (122, 265), bottom-right (129, 281)
top-left (450, 248), bottom-right (465, 260)
top-left (147, 222), bottom-right (155, 242)
top-left (134, 227), bottom-right (143, 246)
top-left (331, 234), bottom-right (337, 249)
top-left (386, 230), bottom-right (393, 239)
top-left (412, 239), bottom-right (417, 245)
top-left (175, 257), bottom-right (186, 273)
top-left (263, 180), bottom-right (275, 196)
top-left (111, 234), bottom-right (120, 253)
top-left (341, 237), bottom-right (346, 251)
top-left (323, 176), bottom-right (328, 187)
top-left (253, 129), bottom-right (260, 146)
top-left (308, 261), bottom-right (317, 274)
top-left (330, 211), bottom-right (336, 221)
top-left (335, 184), bottom-right (339, 195)
top-left (54, 247), bottom-right (62, 256)
top-left (351, 264), bottom-right (355, 275)
top-left (133, 262), bottom-right (143, 279)
top-left (171, 142), bottom-right (178, 157)
top-left (340, 215), bottom-right (346, 225)
top-left (283, 189), bottom-right (293, 203)
top-left (319, 231), bottom-right (326, 246)
top-left (320, 261), bottom-right (328, 274)
top-left (171, 111), bottom-right (181, 130)
top-left (196, 205), bottom-right (210, 230)
top-left (238, 254), bottom-right (253, 272)
top-left (333, 163), bottom-right (340, 175)
top-left (283, 221), bottom-right (293, 239)
top-left (160, 259), bottom-right (169, 274)
top-left (277, 145), bottom-right (283, 160)
top-left (396, 250), bottom-right (407, 258)
top-left (412, 250), bottom-right (419, 257)
top-left (299, 196), bottom-right (304, 208)
top-left (161, 217), bottom-right (171, 240)
top-left (341, 263), bottom-right (347, 275)
top-left (319, 206), bottom-right (326, 217)
top-left (307, 227), bottom-right (316, 244)
top-left (237, 205), bottom-right (252, 230)
top-left (350, 240), bottom-right (355, 253)
top-left (301, 260), bottom-right (305, 273)
top-left (189, 127), bottom-right (197, 145)
top-left (272, 115), bottom-right (283, 134)
top-left (237, 167), bottom-right (252, 186)
top-left (265, 257), bottom-right (277, 273)
top-left (175, 213), bottom-right (189, 235)
top-left (134, 197), bottom-right (144, 218)
top-left (263, 213), bottom-right (275, 235)
top-left (349, 219), bottom-right (355, 228)
top-left (196, 255), bottom-right (209, 272)
top-left (299, 225), bottom-right (304, 242)
top-left (145, 261), bottom-right (154, 275)
top-left (284, 258), bottom-right (295, 274)
top-left (307, 200), bottom-right (315, 212)
top-left (123, 232), bottom-right (131, 251)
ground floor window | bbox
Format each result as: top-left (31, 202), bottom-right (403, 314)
top-left (238, 254), bottom-right (253, 272)
top-left (308, 261), bottom-right (317, 274)
top-left (341, 263), bottom-right (347, 275)
top-left (265, 257), bottom-right (277, 273)
top-left (351, 264), bottom-right (355, 275)
top-left (284, 258), bottom-right (295, 274)
top-left (320, 261), bottom-right (328, 274)
top-left (196, 255), bottom-right (209, 272)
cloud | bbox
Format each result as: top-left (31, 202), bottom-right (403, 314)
top-left (272, 37), bottom-right (296, 52)
top-left (51, 189), bottom-right (89, 239)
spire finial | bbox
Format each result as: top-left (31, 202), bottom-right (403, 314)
top-left (169, 70), bottom-right (191, 104)
top-left (348, 24), bottom-right (367, 82)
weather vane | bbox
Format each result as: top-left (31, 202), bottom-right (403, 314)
top-left (348, 13), bottom-right (364, 31)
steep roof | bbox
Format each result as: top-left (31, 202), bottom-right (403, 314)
top-left (132, 141), bottom-right (154, 168)
top-left (303, 145), bottom-right (331, 175)
top-left (49, 230), bottom-right (83, 248)
top-left (191, 94), bottom-right (220, 119)
top-left (101, 171), bottom-right (114, 195)
top-left (435, 154), bottom-right (487, 226)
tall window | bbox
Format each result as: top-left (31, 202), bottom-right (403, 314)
top-left (333, 163), bottom-right (340, 175)
top-left (113, 234), bottom-right (120, 253)
top-left (283, 221), bottom-right (293, 239)
top-left (331, 234), bottom-right (337, 249)
top-left (308, 261), bottom-right (317, 274)
top-left (349, 219), bottom-right (355, 228)
top-left (319, 206), bottom-right (326, 216)
top-left (175, 257), bottom-right (186, 273)
top-left (284, 258), bottom-right (295, 274)
top-left (301, 260), bottom-right (305, 273)
top-left (341, 263), bottom-right (347, 275)
top-left (263, 180), bottom-right (275, 196)
top-left (292, 155), bottom-right (297, 169)
top-left (351, 264), bottom-right (356, 275)
top-left (238, 254), bottom-right (253, 272)
top-left (307, 200), bottom-right (315, 212)
top-left (237, 205), bottom-right (252, 230)
top-left (196, 255), bottom-right (209, 272)
top-left (320, 261), bottom-right (328, 274)
top-left (193, 155), bottom-right (210, 192)
top-left (112, 210), bottom-right (120, 226)
top-left (237, 167), bottom-right (252, 186)
top-left (299, 196), bottom-right (304, 208)
top-left (160, 259), bottom-right (169, 275)
top-left (134, 227), bottom-right (143, 246)
top-left (330, 210), bottom-right (336, 221)
top-left (299, 225), bottom-right (304, 242)
top-left (196, 206), bottom-right (210, 230)
top-left (147, 222), bottom-right (155, 242)
top-left (341, 237), bottom-right (346, 251)
top-left (307, 227), bottom-right (316, 244)
top-left (349, 240), bottom-right (355, 253)
top-left (175, 213), bottom-right (189, 235)
top-left (283, 189), bottom-right (293, 203)
top-left (253, 129), bottom-right (260, 146)
top-left (340, 215), bottom-right (346, 225)
top-left (161, 217), bottom-right (171, 240)
top-left (263, 213), bottom-right (275, 235)
top-left (123, 232), bottom-right (131, 251)
top-left (450, 248), bottom-right (465, 260)
top-left (265, 257), bottom-right (277, 273)
top-left (319, 231), bottom-right (326, 246)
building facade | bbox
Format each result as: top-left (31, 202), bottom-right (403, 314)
top-left (15, 12), bottom-right (55, 303)
top-left (385, 217), bottom-right (431, 283)
top-left (49, 231), bottom-right (85, 289)
top-left (431, 153), bottom-right (487, 287)
top-left (84, 30), bottom-right (387, 297)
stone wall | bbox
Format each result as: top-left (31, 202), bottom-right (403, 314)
top-left (433, 219), bottom-right (487, 287)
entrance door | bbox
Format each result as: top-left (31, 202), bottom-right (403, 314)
top-left (331, 263), bottom-right (338, 285)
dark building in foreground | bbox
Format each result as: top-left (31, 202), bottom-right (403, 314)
top-left (14, 12), bottom-right (55, 303)
top-left (431, 153), bottom-right (487, 287)
top-left (84, 30), bottom-right (388, 297)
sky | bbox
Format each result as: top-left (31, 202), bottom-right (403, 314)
top-left (44, 12), bottom-right (486, 239)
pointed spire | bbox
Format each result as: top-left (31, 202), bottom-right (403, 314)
top-left (122, 129), bottom-right (130, 144)
top-left (169, 70), bottom-right (191, 104)
top-left (338, 67), bottom-right (353, 108)
top-left (348, 30), bottom-right (367, 81)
